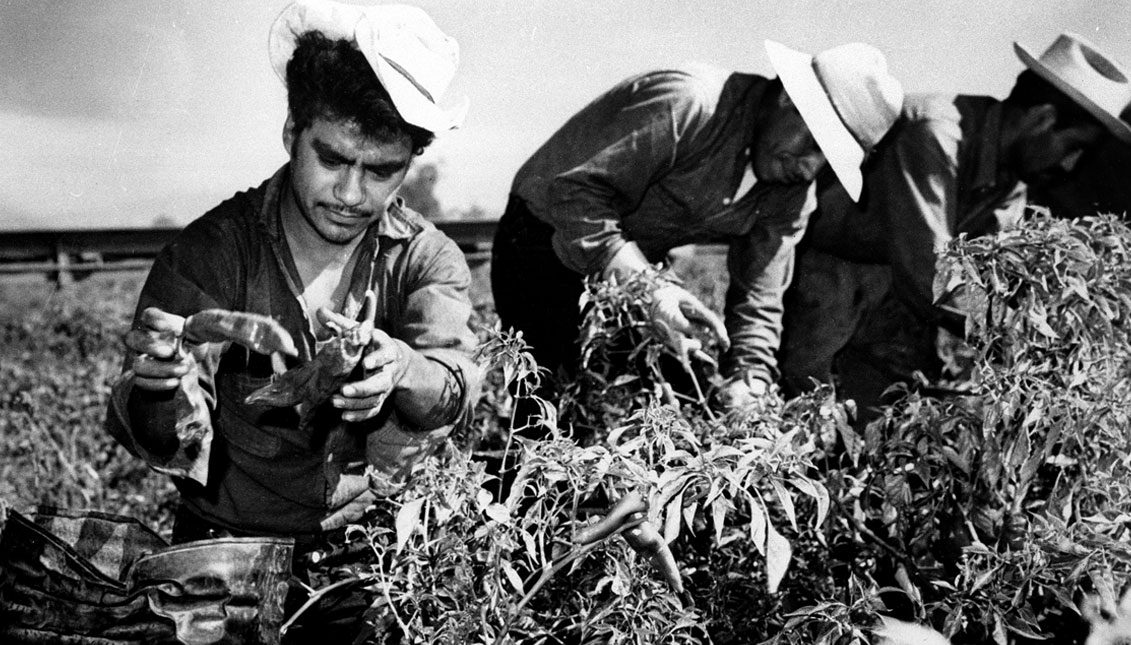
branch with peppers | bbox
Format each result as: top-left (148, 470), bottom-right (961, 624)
top-left (492, 488), bottom-right (683, 645)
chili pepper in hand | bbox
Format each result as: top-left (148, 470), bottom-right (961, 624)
top-left (244, 291), bottom-right (377, 430)
top-left (183, 309), bottom-right (298, 357)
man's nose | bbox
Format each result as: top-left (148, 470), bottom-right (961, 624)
top-left (1059, 148), bottom-right (1085, 174)
top-left (334, 167), bottom-right (366, 206)
top-left (800, 150), bottom-right (827, 181)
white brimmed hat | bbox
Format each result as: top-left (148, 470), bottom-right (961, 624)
top-left (268, 0), bottom-right (469, 134)
top-left (1015, 32), bottom-right (1131, 144)
top-left (765, 40), bottom-right (903, 201)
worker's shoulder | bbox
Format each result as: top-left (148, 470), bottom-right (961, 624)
top-left (902, 93), bottom-right (966, 125)
top-left (621, 63), bottom-right (738, 105)
top-left (169, 176), bottom-right (273, 253)
top-left (383, 200), bottom-right (465, 256)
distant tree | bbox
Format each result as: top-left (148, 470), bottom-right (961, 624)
top-left (453, 204), bottom-right (490, 221)
top-left (151, 215), bottom-right (178, 228)
top-left (399, 162), bottom-right (442, 220)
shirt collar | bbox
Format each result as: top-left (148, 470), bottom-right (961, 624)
top-left (258, 163), bottom-right (421, 242)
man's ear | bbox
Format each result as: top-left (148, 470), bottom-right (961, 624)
top-left (1024, 103), bottom-right (1058, 133)
top-left (282, 113), bottom-right (296, 155)
top-left (778, 87), bottom-right (796, 109)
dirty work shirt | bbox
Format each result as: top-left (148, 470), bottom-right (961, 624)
top-left (780, 94), bottom-right (1026, 395)
top-left (509, 65), bottom-right (815, 384)
top-left (800, 94), bottom-right (1027, 322)
top-left (105, 165), bottom-right (480, 540)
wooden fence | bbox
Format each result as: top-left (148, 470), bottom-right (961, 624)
top-left (0, 220), bottom-right (498, 286)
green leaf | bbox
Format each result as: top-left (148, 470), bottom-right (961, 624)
top-left (790, 477), bottom-right (829, 527)
top-left (765, 520), bottom-right (792, 594)
top-left (501, 560), bottom-right (525, 594)
top-left (711, 496), bottom-right (731, 545)
top-left (663, 497), bottom-right (683, 544)
top-left (749, 496), bottom-right (768, 554)
top-left (396, 497), bottom-right (426, 554)
top-left (771, 478), bottom-right (798, 530)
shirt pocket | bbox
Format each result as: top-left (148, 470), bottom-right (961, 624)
top-left (214, 372), bottom-right (289, 459)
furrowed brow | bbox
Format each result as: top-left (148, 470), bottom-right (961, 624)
top-left (311, 138), bottom-right (409, 175)
top-left (312, 139), bottom-right (351, 164)
top-left (363, 159), bottom-right (410, 176)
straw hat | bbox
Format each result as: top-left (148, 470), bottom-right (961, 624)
top-left (765, 40), bottom-right (904, 201)
top-left (1015, 32), bottom-right (1131, 143)
top-left (269, 0), bottom-right (468, 134)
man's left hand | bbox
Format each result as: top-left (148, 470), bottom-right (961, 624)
top-left (333, 329), bottom-right (410, 423)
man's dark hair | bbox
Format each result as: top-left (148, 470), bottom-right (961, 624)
top-left (286, 31), bottom-right (434, 154)
top-left (1006, 69), bottom-right (1103, 130)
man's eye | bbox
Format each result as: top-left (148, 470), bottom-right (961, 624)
top-left (367, 168), bottom-right (396, 180)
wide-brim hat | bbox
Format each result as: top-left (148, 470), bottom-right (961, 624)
top-left (1015, 32), bottom-right (1131, 144)
top-left (269, 0), bottom-right (468, 134)
top-left (765, 40), bottom-right (903, 201)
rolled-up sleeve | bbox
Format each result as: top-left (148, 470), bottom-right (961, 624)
top-left (104, 226), bottom-right (237, 485)
top-left (543, 74), bottom-right (710, 275)
top-left (722, 184), bottom-right (816, 383)
top-left (396, 231), bottom-right (483, 428)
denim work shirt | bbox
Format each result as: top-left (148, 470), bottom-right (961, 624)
top-left (803, 94), bottom-right (1027, 323)
top-left (105, 165), bottom-right (481, 538)
top-left (512, 65), bottom-right (816, 383)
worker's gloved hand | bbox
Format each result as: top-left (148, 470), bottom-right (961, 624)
top-left (650, 283), bottom-right (730, 366)
top-left (716, 372), bottom-right (770, 411)
top-left (125, 307), bottom-right (194, 391)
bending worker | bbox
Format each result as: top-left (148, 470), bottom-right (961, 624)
top-left (779, 32), bottom-right (1131, 416)
top-left (491, 40), bottom-right (904, 410)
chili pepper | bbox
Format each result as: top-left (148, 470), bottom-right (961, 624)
top-left (183, 309), bottom-right (298, 357)
top-left (623, 517), bottom-right (684, 593)
top-left (574, 490), bottom-right (648, 545)
top-left (573, 490), bottom-right (684, 593)
top-left (244, 291), bottom-right (377, 429)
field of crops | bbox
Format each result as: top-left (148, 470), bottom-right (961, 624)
top-left (4, 212), bottom-right (1131, 645)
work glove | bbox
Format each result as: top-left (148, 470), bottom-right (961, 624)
top-left (603, 241), bottom-right (729, 367)
top-left (649, 282), bottom-right (729, 366)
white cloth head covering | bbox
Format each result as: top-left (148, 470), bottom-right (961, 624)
top-left (269, 0), bottom-right (468, 134)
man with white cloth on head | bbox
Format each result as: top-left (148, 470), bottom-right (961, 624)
top-left (104, 1), bottom-right (479, 639)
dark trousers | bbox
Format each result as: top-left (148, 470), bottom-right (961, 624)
top-left (779, 247), bottom-right (941, 420)
top-left (490, 194), bottom-right (585, 384)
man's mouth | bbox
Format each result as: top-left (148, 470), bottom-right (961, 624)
top-left (322, 205), bottom-right (370, 220)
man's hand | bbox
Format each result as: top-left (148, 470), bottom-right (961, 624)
top-left (333, 327), bottom-right (411, 423)
top-left (123, 307), bottom-right (193, 391)
top-left (651, 283), bottom-right (730, 365)
top-left (716, 373), bottom-right (770, 411)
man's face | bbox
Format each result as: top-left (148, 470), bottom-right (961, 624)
top-left (751, 94), bottom-right (827, 185)
top-left (284, 115), bottom-right (413, 245)
top-left (1013, 114), bottom-right (1105, 185)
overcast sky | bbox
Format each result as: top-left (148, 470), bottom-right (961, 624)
top-left (1, 0), bottom-right (1129, 230)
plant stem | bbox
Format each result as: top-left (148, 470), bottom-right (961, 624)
top-left (491, 540), bottom-right (607, 645)
top-left (279, 575), bottom-right (374, 635)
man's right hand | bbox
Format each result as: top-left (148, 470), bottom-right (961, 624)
top-left (124, 307), bottom-right (193, 391)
